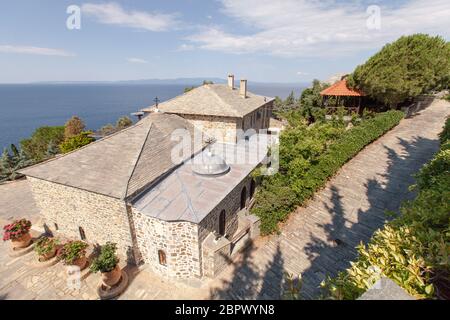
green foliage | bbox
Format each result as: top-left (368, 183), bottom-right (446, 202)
top-left (284, 91), bottom-right (296, 107)
top-left (298, 79), bottom-right (329, 122)
top-left (323, 118), bottom-right (450, 300)
top-left (90, 242), bottom-right (119, 273)
top-left (20, 126), bottom-right (65, 162)
top-left (0, 145), bottom-right (33, 182)
top-left (34, 236), bottom-right (58, 257)
top-left (184, 86), bottom-right (195, 93)
top-left (349, 34), bottom-right (450, 108)
top-left (203, 80), bottom-right (214, 85)
top-left (57, 241), bottom-right (88, 265)
top-left (100, 124), bottom-right (116, 136)
top-left (251, 110), bottom-right (404, 234)
top-left (64, 116), bottom-right (85, 139)
top-left (116, 116), bottom-right (133, 129)
top-left (59, 132), bottom-right (95, 154)
top-left (283, 273), bottom-right (303, 300)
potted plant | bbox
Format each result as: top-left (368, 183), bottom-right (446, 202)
top-left (2, 219), bottom-right (32, 249)
top-left (57, 240), bottom-right (88, 269)
top-left (90, 242), bottom-right (121, 287)
top-left (34, 236), bottom-right (59, 261)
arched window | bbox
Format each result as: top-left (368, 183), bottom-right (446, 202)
top-left (219, 210), bottom-right (226, 236)
top-left (78, 227), bottom-right (86, 240)
top-left (250, 179), bottom-right (256, 199)
top-left (240, 186), bottom-right (247, 210)
top-left (158, 250), bottom-right (167, 266)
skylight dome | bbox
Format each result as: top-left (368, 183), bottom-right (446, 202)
top-left (192, 149), bottom-right (230, 176)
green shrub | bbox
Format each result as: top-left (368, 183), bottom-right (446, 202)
top-left (323, 118), bottom-right (450, 299)
top-left (20, 126), bottom-right (65, 162)
top-left (252, 110), bottom-right (404, 235)
top-left (116, 116), bottom-right (133, 129)
top-left (0, 145), bottom-right (33, 182)
top-left (90, 242), bottom-right (119, 273)
top-left (34, 236), bottom-right (59, 257)
top-left (59, 132), bottom-right (95, 154)
top-left (57, 241), bottom-right (88, 265)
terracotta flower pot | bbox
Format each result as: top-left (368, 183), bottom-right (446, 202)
top-left (39, 247), bottom-right (57, 262)
top-left (101, 265), bottom-right (122, 287)
top-left (71, 256), bottom-right (87, 270)
top-left (11, 232), bottom-right (32, 249)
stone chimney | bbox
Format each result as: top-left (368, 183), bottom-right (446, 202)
top-left (228, 74), bottom-right (235, 89)
top-left (240, 79), bottom-right (247, 98)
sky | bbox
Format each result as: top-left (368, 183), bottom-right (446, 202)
top-left (0, 0), bottom-right (449, 83)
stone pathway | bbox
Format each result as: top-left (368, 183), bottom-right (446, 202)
top-left (0, 99), bottom-right (448, 300)
top-left (208, 98), bottom-right (450, 300)
top-left (0, 180), bottom-right (39, 227)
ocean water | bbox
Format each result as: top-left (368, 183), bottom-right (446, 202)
top-left (0, 83), bottom-right (303, 150)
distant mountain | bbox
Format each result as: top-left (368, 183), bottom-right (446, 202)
top-left (28, 78), bottom-right (310, 87)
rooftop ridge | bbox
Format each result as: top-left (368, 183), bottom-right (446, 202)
top-left (123, 121), bottom-right (154, 199)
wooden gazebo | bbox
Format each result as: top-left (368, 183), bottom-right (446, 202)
top-left (320, 77), bottom-right (366, 114)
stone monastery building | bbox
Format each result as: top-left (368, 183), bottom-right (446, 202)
top-left (20, 75), bottom-right (275, 279)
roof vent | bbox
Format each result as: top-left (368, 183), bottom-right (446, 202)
top-left (192, 148), bottom-right (230, 176)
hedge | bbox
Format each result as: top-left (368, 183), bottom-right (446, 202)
top-left (323, 117), bottom-right (450, 299)
top-left (252, 110), bottom-right (405, 235)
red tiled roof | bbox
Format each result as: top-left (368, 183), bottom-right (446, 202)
top-left (320, 79), bottom-right (365, 97)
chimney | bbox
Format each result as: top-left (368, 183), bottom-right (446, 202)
top-left (240, 79), bottom-right (247, 98)
top-left (228, 74), bottom-right (235, 89)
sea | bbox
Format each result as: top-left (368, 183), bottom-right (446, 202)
top-left (0, 83), bottom-right (304, 150)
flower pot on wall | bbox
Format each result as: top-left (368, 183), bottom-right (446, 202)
top-left (11, 232), bottom-right (32, 249)
top-left (101, 264), bottom-right (122, 287)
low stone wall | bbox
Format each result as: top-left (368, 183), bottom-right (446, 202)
top-left (27, 177), bottom-right (134, 258)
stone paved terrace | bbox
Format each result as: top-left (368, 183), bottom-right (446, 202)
top-left (0, 98), bottom-right (449, 300)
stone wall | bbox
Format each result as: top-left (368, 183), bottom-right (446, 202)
top-left (131, 209), bottom-right (201, 278)
top-left (199, 176), bottom-right (255, 275)
top-left (238, 102), bottom-right (273, 139)
top-left (179, 114), bottom-right (238, 143)
top-left (27, 177), bottom-right (133, 258)
top-left (132, 175), bottom-right (256, 279)
top-left (178, 101), bottom-right (273, 144)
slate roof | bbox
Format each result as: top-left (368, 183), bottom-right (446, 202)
top-left (320, 79), bottom-right (366, 97)
top-left (142, 84), bottom-right (274, 118)
top-left (132, 137), bottom-right (269, 223)
top-left (19, 113), bottom-right (206, 200)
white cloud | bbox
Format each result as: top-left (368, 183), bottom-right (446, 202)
top-left (126, 57), bottom-right (148, 64)
top-left (82, 2), bottom-right (179, 31)
top-left (0, 45), bottom-right (75, 57)
top-left (187, 0), bottom-right (450, 57)
top-left (297, 71), bottom-right (309, 76)
top-left (177, 44), bottom-right (195, 51)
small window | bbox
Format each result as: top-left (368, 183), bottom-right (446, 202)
top-left (158, 250), bottom-right (167, 266)
top-left (240, 187), bottom-right (248, 210)
top-left (78, 227), bottom-right (86, 240)
top-left (250, 179), bottom-right (256, 199)
top-left (219, 210), bottom-right (226, 236)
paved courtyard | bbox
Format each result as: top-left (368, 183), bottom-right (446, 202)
top-left (0, 98), bottom-right (448, 300)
